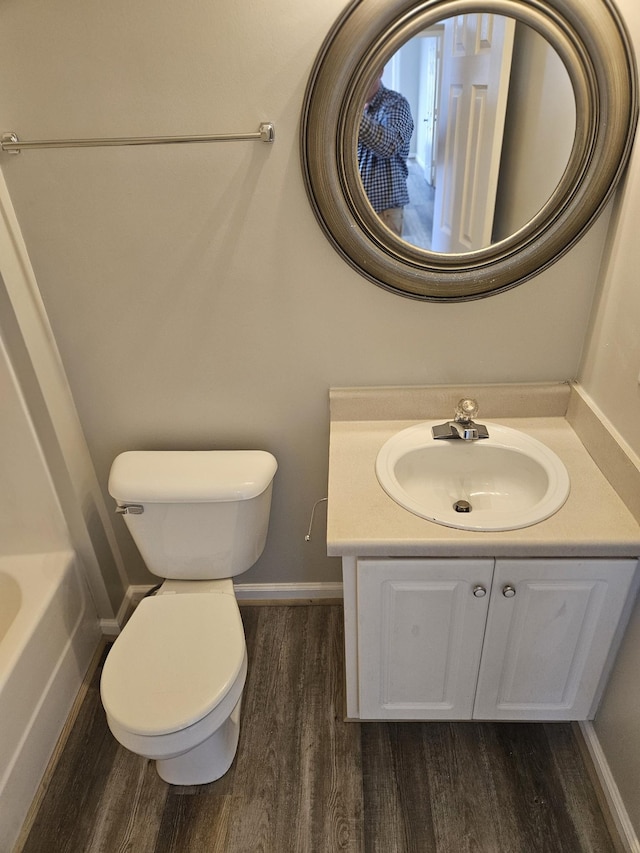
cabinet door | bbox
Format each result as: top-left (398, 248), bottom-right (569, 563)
top-left (473, 558), bottom-right (637, 720)
top-left (357, 558), bottom-right (494, 719)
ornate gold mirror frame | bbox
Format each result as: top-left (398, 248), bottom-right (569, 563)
top-left (301, 0), bottom-right (638, 300)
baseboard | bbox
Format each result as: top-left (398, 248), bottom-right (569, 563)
top-left (234, 581), bottom-right (343, 604)
top-left (100, 582), bottom-right (344, 634)
top-left (576, 721), bottom-right (640, 852)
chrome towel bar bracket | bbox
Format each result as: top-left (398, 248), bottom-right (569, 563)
top-left (1, 122), bottom-right (275, 154)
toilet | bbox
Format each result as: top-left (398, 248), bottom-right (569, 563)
top-left (100, 449), bottom-right (277, 785)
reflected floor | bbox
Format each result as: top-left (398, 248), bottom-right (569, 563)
top-left (404, 158), bottom-right (435, 250)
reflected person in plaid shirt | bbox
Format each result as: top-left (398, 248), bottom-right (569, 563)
top-left (358, 69), bottom-right (414, 238)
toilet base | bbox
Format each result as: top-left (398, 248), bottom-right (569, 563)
top-left (155, 695), bottom-right (242, 785)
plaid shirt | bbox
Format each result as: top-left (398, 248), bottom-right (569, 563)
top-left (358, 84), bottom-right (414, 213)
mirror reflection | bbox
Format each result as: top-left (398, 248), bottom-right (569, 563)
top-left (358, 14), bottom-right (576, 253)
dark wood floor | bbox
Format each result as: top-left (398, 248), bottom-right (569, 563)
top-left (17, 605), bottom-right (617, 853)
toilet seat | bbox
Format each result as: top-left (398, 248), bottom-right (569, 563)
top-left (100, 592), bottom-right (245, 737)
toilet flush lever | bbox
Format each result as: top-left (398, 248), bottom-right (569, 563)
top-left (115, 504), bottom-right (144, 515)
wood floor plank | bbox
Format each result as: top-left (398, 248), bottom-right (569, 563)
top-left (482, 722), bottom-right (573, 852)
top-left (222, 606), bottom-right (308, 852)
top-left (488, 722), bottom-right (615, 853)
top-left (85, 755), bottom-right (167, 853)
top-left (17, 605), bottom-right (618, 853)
top-left (154, 782), bottom-right (235, 853)
top-left (543, 723), bottom-right (618, 853)
top-left (362, 722), bottom-right (439, 852)
top-left (292, 605), bottom-right (364, 853)
top-left (419, 722), bottom-right (517, 853)
top-left (223, 605), bottom-right (364, 852)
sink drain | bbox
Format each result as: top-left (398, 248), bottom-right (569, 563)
top-left (453, 499), bottom-right (472, 513)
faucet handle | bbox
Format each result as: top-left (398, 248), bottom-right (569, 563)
top-left (455, 398), bottom-right (479, 423)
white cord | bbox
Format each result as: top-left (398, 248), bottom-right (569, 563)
top-left (305, 497), bottom-right (328, 541)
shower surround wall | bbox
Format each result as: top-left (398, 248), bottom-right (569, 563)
top-left (0, 331), bottom-right (100, 851)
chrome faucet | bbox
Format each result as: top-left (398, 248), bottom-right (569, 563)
top-left (432, 398), bottom-right (489, 441)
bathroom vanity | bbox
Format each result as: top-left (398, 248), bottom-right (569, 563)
top-left (327, 384), bottom-right (640, 722)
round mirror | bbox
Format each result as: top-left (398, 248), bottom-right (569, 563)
top-left (301, 0), bottom-right (637, 301)
top-left (364, 19), bottom-right (576, 252)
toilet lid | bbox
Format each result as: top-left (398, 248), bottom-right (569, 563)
top-left (100, 593), bottom-right (245, 737)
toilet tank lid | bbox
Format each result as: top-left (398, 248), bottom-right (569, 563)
top-left (108, 450), bottom-right (277, 503)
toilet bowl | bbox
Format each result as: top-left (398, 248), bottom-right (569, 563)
top-left (101, 581), bottom-right (246, 784)
top-left (100, 450), bottom-right (277, 784)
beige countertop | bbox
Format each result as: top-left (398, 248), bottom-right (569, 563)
top-left (327, 415), bottom-right (640, 558)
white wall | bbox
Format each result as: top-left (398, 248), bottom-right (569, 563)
top-left (0, 0), bottom-right (615, 589)
top-left (580, 126), bottom-right (640, 446)
top-left (577, 0), bottom-right (640, 834)
top-left (494, 23), bottom-right (576, 239)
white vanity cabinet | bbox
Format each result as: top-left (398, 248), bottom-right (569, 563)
top-left (352, 557), bottom-right (638, 721)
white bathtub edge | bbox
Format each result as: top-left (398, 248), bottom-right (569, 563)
top-left (0, 554), bottom-right (101, 853)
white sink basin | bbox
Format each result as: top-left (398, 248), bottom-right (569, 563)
top-left (375, 422), bottom-right (570, 531)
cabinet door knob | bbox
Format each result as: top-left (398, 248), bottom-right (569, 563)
top-left (473, 585), bottom-right (487, 598)
top-left (502, 585), bottom-right (516, 598)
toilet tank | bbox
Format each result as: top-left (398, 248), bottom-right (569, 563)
top-left (108, 450), bottom-right (277, 580)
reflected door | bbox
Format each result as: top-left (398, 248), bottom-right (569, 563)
top-left (416, 33), bottom-right (441, 186)
top-left (432, 13), bottom-right (515, 252)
